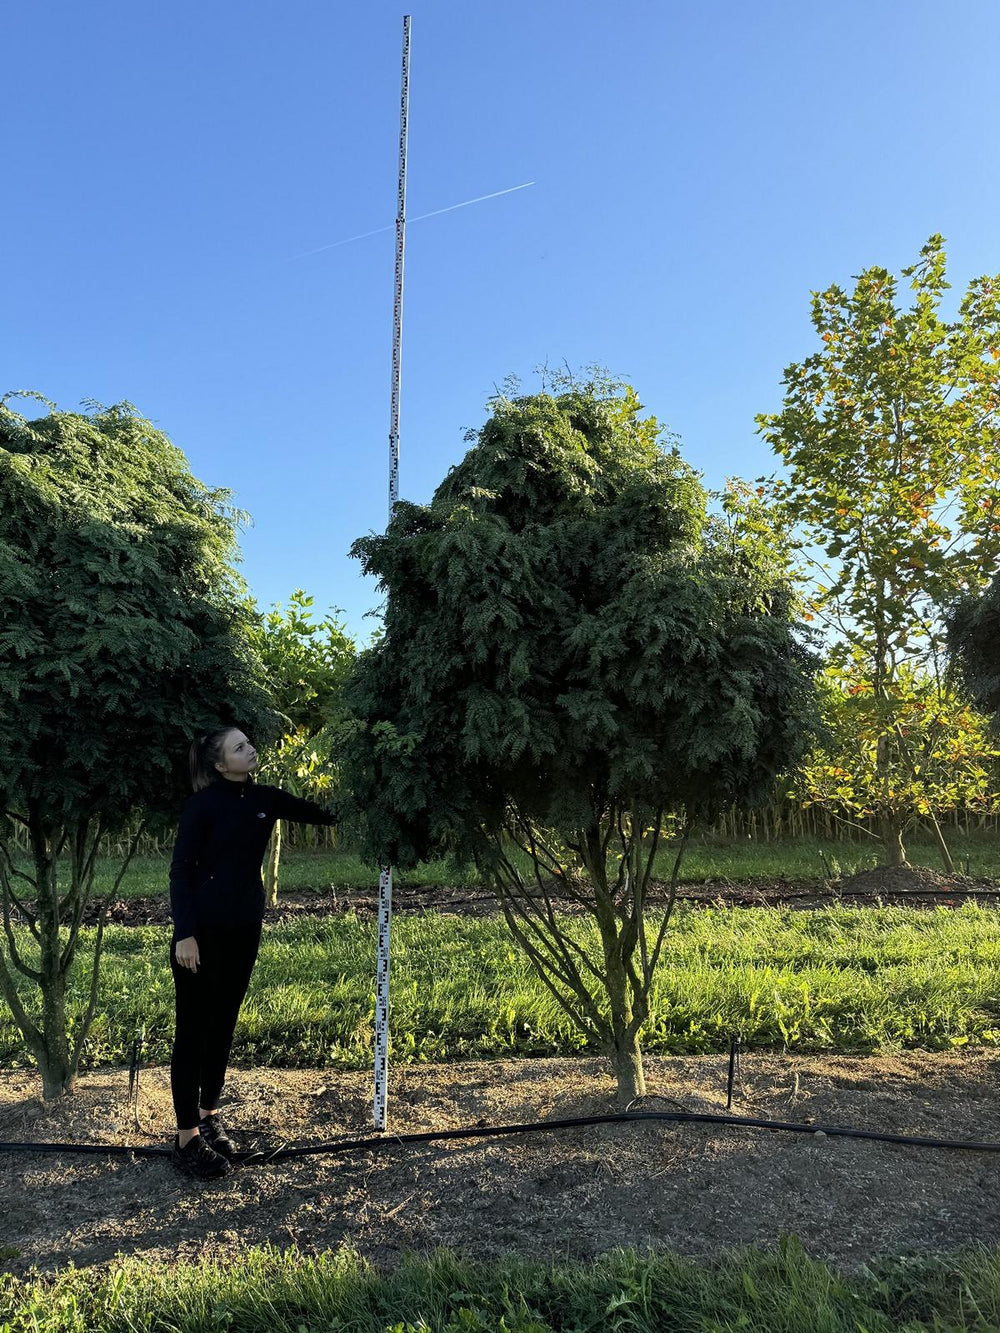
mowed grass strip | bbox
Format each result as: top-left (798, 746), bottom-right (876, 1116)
top-left (2, 904), bottom-right (1000, 1069)
top-left (3, 1238), bottom-right (1000, 1332)
top-left (32, 827), bottom-right (1000, 900)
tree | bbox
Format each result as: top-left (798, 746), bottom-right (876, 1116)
top-left (943, 579), bottom-right (1000, 844)
top-left (795, 653), bottom-right (1000, 870)
top-left (945, 576), bottom-right (1000, 724)
top-left (249, 590), bottom-right (355, 904)
top-left (756, 235), bottom-right (1000, 866)
top-left (342, 374), bottom-right (821, 1103)
top-left (0, 394), bottom-right (276, 1098)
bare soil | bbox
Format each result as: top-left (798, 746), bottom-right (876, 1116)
top-left (3, 1049), bottom-right (1000, 1278)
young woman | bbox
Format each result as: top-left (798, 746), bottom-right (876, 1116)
top-left (169, 726), bottom-right (336, 1179)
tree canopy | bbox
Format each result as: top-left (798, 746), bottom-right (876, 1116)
top-left (0, 394), bottom-right (277, 823)
top-left (344, 379), bottom-right (821, 871)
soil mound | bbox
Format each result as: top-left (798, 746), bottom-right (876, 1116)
top-left (836, 864), bottom-right (977, 896)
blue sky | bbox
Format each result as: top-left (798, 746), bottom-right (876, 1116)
top-left (5, 0), bottom-right (999, 645)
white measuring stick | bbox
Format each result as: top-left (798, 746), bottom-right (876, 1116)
top-left (374, 864), bottom-right (393, 1130)
top-left (374, 13), bottom-right (410, 1133)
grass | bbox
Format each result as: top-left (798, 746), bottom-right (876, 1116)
top-left (3, 1238), bottom-right (1000, 1331)
top-left (12, 828), bottom-right (1000, 902)
top-left (2, 901), bottom-right (1000, 1069)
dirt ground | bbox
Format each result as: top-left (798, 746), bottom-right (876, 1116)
top-left (3, 1049), bottom-right (1000, 1278)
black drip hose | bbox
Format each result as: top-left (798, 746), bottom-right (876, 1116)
top-left (2, 1108), bottom-right (999, 1166)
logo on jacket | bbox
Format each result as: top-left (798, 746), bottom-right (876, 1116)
top-left (257, 811), bottom-right (267, 818)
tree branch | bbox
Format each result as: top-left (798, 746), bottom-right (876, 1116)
top-left (646, 814), bottom-right (693, 982)
top-left (0, 944), bottom-right (43, 1055)
top-left (495, 830), bottom-right (609, 991)
top-left (0, 843), bottom-right (43, 946)
top-left (490, 860), bottom-right (606, 1030)
top-left (70, 821), bottom-right (145, 1067)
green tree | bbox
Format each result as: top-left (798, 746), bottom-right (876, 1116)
top-left (342, 374), bottom-right (820, 1103)
top-left (944, 576), bottom-right (1000, 729)
top-left (250, 590), bottom-right (355, 904)
top-left (0, 394), bottom-right (276, 1098)
top-left (756, 235), bottom-right (1000, 866)
top-left (796, 653), bottom-right (1000, 868)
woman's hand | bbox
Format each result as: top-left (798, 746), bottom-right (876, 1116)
top-left (175, 936), bottom-right (200, 973)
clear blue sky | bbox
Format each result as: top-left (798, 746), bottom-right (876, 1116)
top-left (5, 1), bottom-right (998, 645)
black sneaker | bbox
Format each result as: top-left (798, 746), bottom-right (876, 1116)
top-left (171, 1132), bottom-right (233, 1180)
top-left (198, 1112), bottom-right (236, 1160)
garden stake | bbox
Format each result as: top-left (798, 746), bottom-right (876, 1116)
top-left (127, 1025), bottom-right (145, 1131)
top-left (726, 1035), bottom-right (741, 1110)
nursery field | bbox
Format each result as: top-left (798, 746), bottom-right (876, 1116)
top-left (4, 845), bottom-right (1000, 1330)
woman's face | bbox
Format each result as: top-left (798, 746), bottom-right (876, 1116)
top-left (214, 729), bottom-right (258, 781)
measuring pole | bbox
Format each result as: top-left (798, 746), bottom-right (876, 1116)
top-left (374, 13), bottom-right (410, 1133)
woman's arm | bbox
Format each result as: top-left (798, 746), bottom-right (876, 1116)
top-left (269, 787), bottom-right (338, 826)
top-left (169, 797), bottom-right (206, 938)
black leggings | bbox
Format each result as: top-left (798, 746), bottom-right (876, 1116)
top-left (170, 923), bottom-right (262, 1130)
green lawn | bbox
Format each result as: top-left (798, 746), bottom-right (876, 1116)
top-left (3, 902), bottom-right (1000, 1069)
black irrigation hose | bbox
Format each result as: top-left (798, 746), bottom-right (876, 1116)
top-left (3, 1108), bottom-right (1000, 1166)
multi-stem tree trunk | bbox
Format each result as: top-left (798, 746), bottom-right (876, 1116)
top-left (582, 825), bottom-right (650, 1104)
top-left (489, 805), bottom-right (689, 1108)
top-left (0, 801), bottom-right (141, 1099)
top-left (874, 732), bottom-right (908, 867)
top-left (604, 946), bottom-right (646, 1102)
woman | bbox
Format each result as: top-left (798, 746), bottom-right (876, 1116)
top-left (169, 726), bottom-right (336, 1179)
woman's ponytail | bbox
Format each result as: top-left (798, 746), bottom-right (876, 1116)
top-left (188, 728), bottom-right (235, 791)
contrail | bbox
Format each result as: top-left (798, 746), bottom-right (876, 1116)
top-left (288, 181), bottom-right (535, 260)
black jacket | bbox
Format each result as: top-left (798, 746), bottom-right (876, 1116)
top-left (169, 776), bottom-right (336, 939)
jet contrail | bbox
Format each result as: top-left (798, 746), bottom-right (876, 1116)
top-left (288, 181), bottom-right (535, 260)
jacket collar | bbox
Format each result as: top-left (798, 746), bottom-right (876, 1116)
top-left (213, 774), bottom-right (256, 794)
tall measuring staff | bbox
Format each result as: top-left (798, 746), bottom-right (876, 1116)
top-left (374, 13), bottom-right (410, 1133)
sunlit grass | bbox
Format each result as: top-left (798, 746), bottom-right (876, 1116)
top-left (3, 902), bottom-right (1000, 1070)
top-left (3, 1238), bottom-right (1000, 1332)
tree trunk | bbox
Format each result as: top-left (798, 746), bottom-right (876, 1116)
top-left (610, 1030), bottom-right (645, 1105)
top-left (32, 829), bottom-right (78, 1099)
top-left (875, 731), bottom-right (907, 866)
top-left (578, 819), bottom-right (650, 1109)
top-left (39, 976), bottom-right (76, 1099)
top-left (878, 816), bottom-right (908, 866)
top-left (603, 932), bottom-right (646, 1106)
top-left (926, 811), bottom-right (956, 875)
top-left (265, 820), bottom-right (282, 908)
